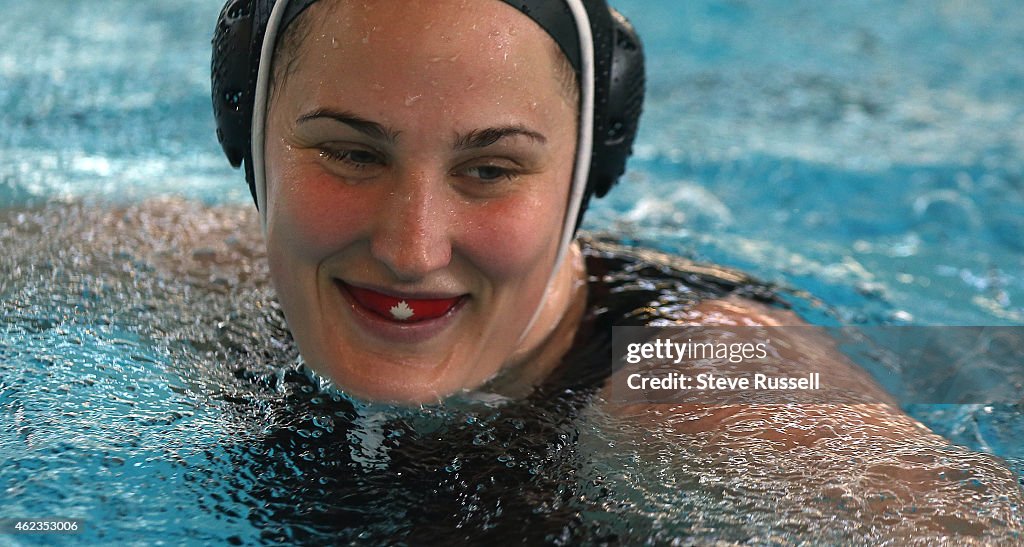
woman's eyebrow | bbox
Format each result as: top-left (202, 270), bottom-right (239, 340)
top-left (454, 126), bottom-right (547, 151)
top-left (295, 109), bottom-right (401, 143)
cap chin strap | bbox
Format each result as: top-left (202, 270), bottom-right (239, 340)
top-left (251, 0), bottom-right (291, 235)
top-left (251, 0), bottom-right (595, 349)
top-left (513, 0), bottom-right (594, 347)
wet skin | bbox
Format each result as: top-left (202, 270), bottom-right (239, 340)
top-left (263, 0), bottom-right (584, 403)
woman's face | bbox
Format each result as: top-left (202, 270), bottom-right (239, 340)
top-left (263, 0), bottom-right (580, 403)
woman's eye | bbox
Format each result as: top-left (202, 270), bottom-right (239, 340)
top-left (463, 164), bottom-right (518, 182)
top-left (319, 147), bottom-right (383, 169)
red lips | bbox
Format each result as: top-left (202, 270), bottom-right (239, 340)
top-left (344, 284), bottom-right (463, 322)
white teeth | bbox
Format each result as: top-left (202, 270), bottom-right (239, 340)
top-left (389, 301), bottom-right (415, 320)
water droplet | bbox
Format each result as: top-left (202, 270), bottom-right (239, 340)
top-left (313, 415), bottom-right (335, 430)
top-left (444, 457), bottom-right (462, 472)
top-left (472, 431), bottom-right (495, 445)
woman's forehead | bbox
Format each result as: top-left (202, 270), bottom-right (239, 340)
top-left (301, 0), bottom-right (558, 62)
top-left (277, 0), bottom-right (570, 113)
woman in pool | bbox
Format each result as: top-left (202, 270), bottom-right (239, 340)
top-left (211, 0), bottom-right (1022, 534)
top-left (213, 0), bottom-right (830, 403)
top-left (213, 0), bottom-right (648, 403)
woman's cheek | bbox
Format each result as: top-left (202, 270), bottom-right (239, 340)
top-left (270, 168), bottom-right (373, 262)
top-left (458, 193), bottom-right (561, 279)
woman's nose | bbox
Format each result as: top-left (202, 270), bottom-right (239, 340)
top-left (370, 171), bottom-right (453, 281)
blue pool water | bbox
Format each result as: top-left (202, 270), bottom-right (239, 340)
top-left (2, 0), bottom-right (1023, 543)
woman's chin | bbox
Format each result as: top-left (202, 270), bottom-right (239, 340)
top-left (328, 369), bottom-right (464, 405)
top-left (300, 349), bottom-right (482, 405)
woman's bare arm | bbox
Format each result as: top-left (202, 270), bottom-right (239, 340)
top-left (600, 296), bottom-right (1024, 538)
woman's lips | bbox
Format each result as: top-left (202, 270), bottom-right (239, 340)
top-left (340, 282), bottom-right (465, 322)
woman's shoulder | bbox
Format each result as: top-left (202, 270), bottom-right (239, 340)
top-left (577, 235), bottom-right (788, 326)
top-left (543, 236), bottom-right (798, 393)
top-left (580, 235), bottom-right (756, 288)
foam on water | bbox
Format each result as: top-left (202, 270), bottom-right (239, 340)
top-left (2, 201), bottom-right (1022, 543)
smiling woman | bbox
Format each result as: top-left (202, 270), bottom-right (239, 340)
top-left (202, 0), bottom-right (1024, 540)
top-left (2, 0), bottom-right (1024, 543)
top-left (211, 0), bottom-right (639, 402)
top-left (261, 0), bottom-right (584, 402)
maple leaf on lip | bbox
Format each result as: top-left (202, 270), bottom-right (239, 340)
top-left (389, 300), bottom-right (415, 320)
